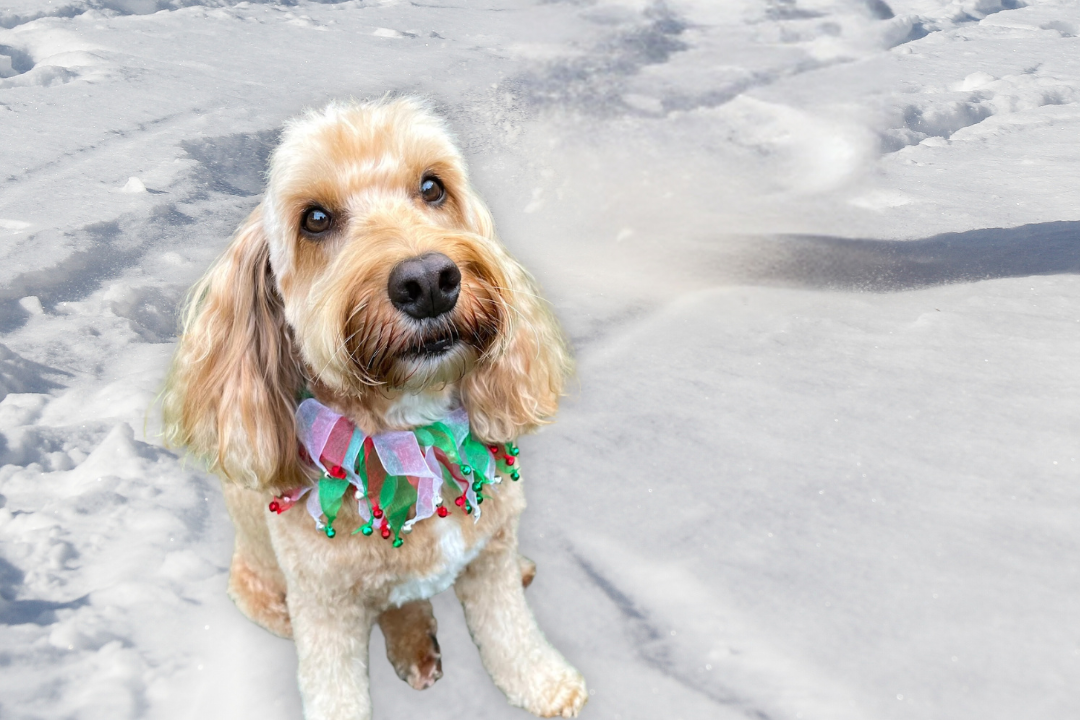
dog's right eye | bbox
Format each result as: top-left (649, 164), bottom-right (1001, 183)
top-left (301, 207), bottom-right (332, 235)
top-left (419, 176), bottom-right (446, 205)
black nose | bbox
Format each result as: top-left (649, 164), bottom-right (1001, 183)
top-left (387, 252), bottom-right (462, 320)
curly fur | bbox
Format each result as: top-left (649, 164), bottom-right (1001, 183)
top-left (161, 98), bottom-right (585, 720)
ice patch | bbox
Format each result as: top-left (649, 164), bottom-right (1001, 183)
top-left (373, 28), bottom-right (404, 39)
top-left (117, 177), bottom-right (147, 194)
top-left (181, 129), bottom-right (279, 196)
top-left (849, 189), bottom-right (913, 210)
top-left (0, 218), bottom-right (30, 233)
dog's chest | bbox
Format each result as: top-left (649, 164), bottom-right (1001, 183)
top-left (389, 520), bottom-right (486, 606)
top-left (381, 390), bottom-right (485, 605)
top-left (384, 390), bottom-right (457, 429)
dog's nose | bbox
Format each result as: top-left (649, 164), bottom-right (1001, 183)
top-left (387, 252), bottom-right (461, 320)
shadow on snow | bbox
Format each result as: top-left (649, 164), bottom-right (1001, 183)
top-left (749, 220), bottom-right (1080, 292)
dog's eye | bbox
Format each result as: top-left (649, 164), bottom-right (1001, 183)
top-left (301, 207), bottom-right (332, 235)
top-left (419, 176), bottom-right (446, 205)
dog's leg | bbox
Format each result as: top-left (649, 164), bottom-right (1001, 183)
top-left (228, 552), bottom-right (292, 638)
top-left (288, 591), bottom-right (374, 720)
top-left (455, 527), bottom-right (587, 718)
top-left (378, 600), bottom-right (442, 690)
top-left (222, 484), bottom-right (292, 637)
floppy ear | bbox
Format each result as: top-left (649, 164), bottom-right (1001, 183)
top-left (459, 200), bottom-right (573, 443)
top-left (162, 207), bottom-right (302, 491)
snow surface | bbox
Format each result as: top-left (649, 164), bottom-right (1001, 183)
top-left (1, 1), bottom-right (1078, 719)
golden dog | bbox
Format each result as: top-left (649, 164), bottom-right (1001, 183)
top-left (162, 98), bottom-right (586, 719)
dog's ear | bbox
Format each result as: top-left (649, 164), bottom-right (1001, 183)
top-left (460, 232), bottom-right (574, 444)
top-left (162, 207), bottom-right (301, 491)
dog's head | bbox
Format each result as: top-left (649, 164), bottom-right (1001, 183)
top-left (163, 99), bottom-right (571, 491)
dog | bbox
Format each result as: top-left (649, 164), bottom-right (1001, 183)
top-left (161, 98), bottom-right (587, 719)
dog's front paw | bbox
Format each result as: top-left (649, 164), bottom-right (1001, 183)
top-left (380, 600), bottom-right (443, 691)
top-left (394, 632), bottom-right (443, 691)
top-left (518, 554), bottom-right (537, 588)
top-left (517, 663), bottom-right (588, 718)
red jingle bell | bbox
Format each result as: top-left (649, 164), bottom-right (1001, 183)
top-left (437, 506), bottom-right (449, 518)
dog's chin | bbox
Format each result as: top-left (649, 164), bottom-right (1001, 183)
top-left (388, 341), bottom-right (477, 391)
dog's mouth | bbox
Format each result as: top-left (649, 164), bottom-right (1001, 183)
top-left (408, 328), bottom-right (461, 357)
top-left (382, 326), bottom-right (471, 389)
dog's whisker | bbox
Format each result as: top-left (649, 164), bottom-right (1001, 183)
top-left (306, 299), bottom-right (374, 387)
top-left (319, 326), bottom-right (366, 379)
top-left (364, 315), bottom-right (395, 378)
top-left (488, 284), bottom-right (548, 303)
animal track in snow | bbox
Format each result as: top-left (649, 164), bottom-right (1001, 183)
top-left (884, 0), bottom-right (1027, 48)
top-left (882, 66), bottom-right (1075, 151)
top-left (1041, 19), bottom-right (1077, 37)
top-left (0, 44), bottom-right (33, 79)
top-left (508, 2), bottom-right (689, 116)
top-left (0, 344), bottom-right (68, 403)
top-left (0, 26), bottom-right (112, 91)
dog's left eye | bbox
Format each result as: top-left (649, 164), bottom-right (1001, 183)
top-left (301, 207), bottom-right (332, 235)
top-left (419, 176), bottom-right (446, 205)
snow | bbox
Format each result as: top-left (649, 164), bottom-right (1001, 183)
top-left (1, 1), bottom-right (1078, 719)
